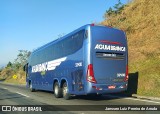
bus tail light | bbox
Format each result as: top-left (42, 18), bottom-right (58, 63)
top-left (91, 23), bottom-right (95, 26)
top-left (87, 64), bottom-right (97, 83)
top-left (124, 65), bottom-right (129, 81)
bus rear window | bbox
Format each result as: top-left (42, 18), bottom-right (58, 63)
top-left (96, 52), bottom-right (125, 60)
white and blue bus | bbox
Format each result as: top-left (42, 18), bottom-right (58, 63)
top-left (25, 24), bottom-right (128, 100)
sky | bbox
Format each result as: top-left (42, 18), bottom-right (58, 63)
top-left (0, 0), bottom-right (128, 67)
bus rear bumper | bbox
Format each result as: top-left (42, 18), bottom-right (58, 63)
top-left (86, 82), bottom-right (128, 94)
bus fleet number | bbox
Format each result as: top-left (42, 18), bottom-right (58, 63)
top-left (75, 62), bottom-right (82, 67)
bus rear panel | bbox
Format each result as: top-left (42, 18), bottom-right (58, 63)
top-left (85, 25), bottom-right (128, 95)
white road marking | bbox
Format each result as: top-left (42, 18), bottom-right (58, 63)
top-left (3, 88), bottom-right (8, 89)
top-left (16, 92), bottom-right (29, 98)
top-left (124, 97), bottom-right (160, 104)
top-left (105, 95), bottom-right (160, 104)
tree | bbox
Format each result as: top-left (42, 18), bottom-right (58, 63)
top-left (114, 0), bottom-right (125, 14)
top-left (106, 0), bottom-right (126, 17)
top-left (6, 61), bottom-right (12, 68)
top-left (13, 50), bottom-right (31, 69)
top-left (106, 7), bottom-right (115, 16)
top-left (0, 67), bottom-right (3, 72)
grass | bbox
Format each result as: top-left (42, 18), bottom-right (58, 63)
top-left (0, 67), bottom-right (26, 85)
top-left (102, 0), bottom-right (160, 97)
top-left (129, 57), bottom-right (160, 97)
top-left (4, 78), bottom-right (26, 85)
top-left (0, 77), bottom-right (6, 81)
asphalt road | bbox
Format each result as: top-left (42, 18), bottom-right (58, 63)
top-left (0, 82), bottom-right (160, 114)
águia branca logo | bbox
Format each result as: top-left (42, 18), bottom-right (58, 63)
top-left (95, 40), bottom-right (126, 52)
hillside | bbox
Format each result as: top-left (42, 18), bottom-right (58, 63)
top-left (0, 50), bottom-right (30, 84)
top-left (101, 0), bottom-right (160, 96)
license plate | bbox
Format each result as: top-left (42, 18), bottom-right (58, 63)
top-left (108, 85), bottom-right (116, 89)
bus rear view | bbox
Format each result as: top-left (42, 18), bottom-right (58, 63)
top-left (85, 25), bottom-right (128, 95)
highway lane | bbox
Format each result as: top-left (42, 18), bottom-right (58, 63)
top-left (0, 82), bottom-right (160, 114)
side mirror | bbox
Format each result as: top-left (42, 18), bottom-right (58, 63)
top-left (23, 63), bottom-right (28, 71)
top-left (23, 64), bottom-right (26, 71)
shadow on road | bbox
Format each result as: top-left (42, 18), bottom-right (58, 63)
top-left (71, 95), bottom-right (120, 101)
top-left (126, 72), bottom-right (139, 95)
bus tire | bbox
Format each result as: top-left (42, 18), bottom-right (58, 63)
top-left (54, 82), bottom-right (62, 98)
top-left (62, 82), bottom-right (70, 100)
top-left (29, 82), bottom-right (35, 92)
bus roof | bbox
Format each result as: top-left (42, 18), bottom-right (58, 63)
top-left (32, 24), bottom-right (124, 54)
top-left (32, 24), bottom-right (90, 54)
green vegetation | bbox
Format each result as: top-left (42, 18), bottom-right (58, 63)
top-left (0, 50), bottom-right (30, 84)
top-left (102, 0), bottom-right (160, 97)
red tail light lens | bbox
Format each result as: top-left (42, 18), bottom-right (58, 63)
top-left (87, 64), bottom-right (97, 83)
top-left (124, 65), bottom-right (129, 81)
top-left (91, 23), bottom-right (95, 26)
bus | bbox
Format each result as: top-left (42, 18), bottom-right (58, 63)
top-left (24, 24), bottom-right (128, 100)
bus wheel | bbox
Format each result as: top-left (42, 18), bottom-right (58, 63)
top-left (62, 82), bottom-right (70, 100)
top-left (54, 82), bottom-right (62, 98)
top-left (29, 82), bottom-right (35, 92)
